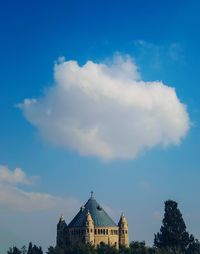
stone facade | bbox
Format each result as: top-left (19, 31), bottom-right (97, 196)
top-left (57, 194), bottom-right (129, 249)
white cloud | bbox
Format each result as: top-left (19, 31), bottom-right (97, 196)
top-left (132, 40), bottom-right (184, 69)
top-left (0, 184), bottom-right (79, 212)
top-left (0, 165), bottom-right (80, 212)
top-left (0, 165), bottom-right (33, 185)
top-left (20, 54), bottom-right (190, 160)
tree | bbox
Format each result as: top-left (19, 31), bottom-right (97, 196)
top-left (129, 241), bottom-right (150, 254)
top-left (186, 238), bottom-right (200, 254)
top-left (97, 242), bottom-right (118, 254)
top-left (154, 200), bottom-right (193, 253)
top-left (119, 245), bottom-right (130, 254)
top-left (27, 243), bottom-right (33, 254)
top-left (46, 246), bottom-right (56, 254)
top-left (27, 242), bottom-right (43, 254)
top-left (21, 246), bottom-right (27, 254)
top-left (7, 246), bottom-right (22, 254)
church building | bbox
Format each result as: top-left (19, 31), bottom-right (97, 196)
top-left (57, 192), bottom-right (129, 249)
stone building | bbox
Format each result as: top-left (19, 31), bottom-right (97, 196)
top-left (57, 193), bottom-right (129, 249)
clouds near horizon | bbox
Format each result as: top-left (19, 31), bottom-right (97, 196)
top-left (20, 55), bottom-right (190, 160)
top-left (0, 165), bottom-right (80, 213)
top-left (0, 165), bottom-right (33, 185)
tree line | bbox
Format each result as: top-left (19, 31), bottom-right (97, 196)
top-left (7, 200), bottom-right (200, 254)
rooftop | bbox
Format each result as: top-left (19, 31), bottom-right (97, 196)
top-left (68, 193), bottom-right (117, 228)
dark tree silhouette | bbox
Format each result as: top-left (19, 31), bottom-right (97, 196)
top-left (7, 246), bottom-right (22, 254)
top-left (186, 238), bottom-right (200, 254)
top-left (97, 242), bottom-right (118, 254)
top-left (21, 246), bottom-right (27, 254)
top-left (46, 246), bottom-right (56, 254)
top-left (27, 242), bottom-right (43, 254)
top-left (154, 200), bottom-right (194, 253)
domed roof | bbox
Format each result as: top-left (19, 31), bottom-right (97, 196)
top-left (68, 194), bottom-right (117, 228)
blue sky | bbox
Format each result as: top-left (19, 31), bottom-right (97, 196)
top-left (1, 0), bottom-right (200, 252)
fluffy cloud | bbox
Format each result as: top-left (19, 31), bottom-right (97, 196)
top-left (0, 165), bottom-right (33, 185)
top-left (0, 165), bottom-right (80, 212)
top-left (20, 54), bottom-right (190, 160)
top-left (0, 184), bottom-right (79, 212)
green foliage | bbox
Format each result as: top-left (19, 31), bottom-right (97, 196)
top-left (129, 241), bottom-right (158, 254)
top-left (21, 246), bottom-right (27, 254)
top-left (46, 246), bottom-right (57, 254)
top-left (130, 241), bottom-right (148, 254)
top-left (97, 242), bottom-right (118, 254)
top-left (7, 246), bottom-right (22, 254)
top-left (119, 245), bottom-right (130, 254)
top-left (7, 243), bottom-right (43, 254)
top-left (186, 239), bottom-right (200, 254)
top-left (27, 242), bottom-right (43, 254)
top-left (154, 200), bottom-right (200, 254)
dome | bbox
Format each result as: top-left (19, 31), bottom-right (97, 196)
top-left (68, 195), bottom-right (117, 228)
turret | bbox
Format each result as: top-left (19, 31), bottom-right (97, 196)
top-left (57, 215), bottom-right (68, 248)
top-left (118, 213), bottom-right (129, 247)
top-left (85, 210), bottom-right (94, 244)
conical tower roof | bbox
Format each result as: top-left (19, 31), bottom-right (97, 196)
top-left (68, 194), bottom-right (117, 227)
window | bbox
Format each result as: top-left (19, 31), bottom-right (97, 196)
top-left (95, 229), bottom-right (97, 234)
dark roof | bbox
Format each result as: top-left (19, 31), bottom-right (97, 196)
top-left (68, 196), bottom-right (117, 228)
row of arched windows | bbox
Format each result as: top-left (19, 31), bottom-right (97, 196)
top-left (94, 229), bottom-right (119, 235)
top-left (70, 228), bottom-right (127, 236)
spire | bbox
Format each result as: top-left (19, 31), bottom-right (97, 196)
top-left (57, 214), bottom-right (67, 228)
top-left (118, 212), bottom-right (128, 226)
top-left (119, 212), bottom-right (129, 247)
top-left (86, 210), bottom-right (92, 221)
top-left (59, 214), bottom-right (65, 222)
top-left (90, 191), bottom-right (94, 199)
top-left (86, 210), bottom-right (94, 226)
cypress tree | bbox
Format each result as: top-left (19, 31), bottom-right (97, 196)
top-left (154, 200), bottom-right (192, 253)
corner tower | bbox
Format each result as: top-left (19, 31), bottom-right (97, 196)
top-left (118, 213), bottom-right (129, 247)
top-left (57, 215), bottom-right (68, 248)
top-left (85, 211), bottom-right (95, 244)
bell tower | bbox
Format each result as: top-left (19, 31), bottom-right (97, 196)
top-left (118, 213), bottom-right (129, 247)
top-left (85, 210), bottom-right (94, 244)
top-left (57, 215), bottom-right (68, 248)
